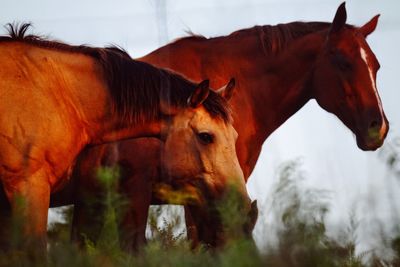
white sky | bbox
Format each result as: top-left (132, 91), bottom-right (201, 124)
top-left (1, 0), bottom-right (399, 252)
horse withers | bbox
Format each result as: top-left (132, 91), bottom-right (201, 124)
top-left (0, 24), bottom-right (248, 252)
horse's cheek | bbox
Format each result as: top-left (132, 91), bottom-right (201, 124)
top-left (162, 131), bottom-right (195, 178)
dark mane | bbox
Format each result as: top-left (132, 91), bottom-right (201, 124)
top-left (184, 29), bottom-right (206, 39)
top-left (0, 23), bottom-right (231, 124)
top-left (234, 21), bottom-right (356, 55)
top-left (254, 22), bottom-right (331, 54)
top-left (253, 22), bottom-right (331, 55)
top-left (172, 34), bottom-right (207, 44)
top-left (175, 21), bottom-right (356, 55)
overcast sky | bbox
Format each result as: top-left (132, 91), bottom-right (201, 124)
top-left (1, 0), bottom-right (399, 252)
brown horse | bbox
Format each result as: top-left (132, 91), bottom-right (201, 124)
top-left (56, 3), bottom-right (388, 248)
top-left (0, 24), bottom-right (247, 250)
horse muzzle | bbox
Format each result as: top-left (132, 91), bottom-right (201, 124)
top-left (356, 115), bottom-right (389, 151)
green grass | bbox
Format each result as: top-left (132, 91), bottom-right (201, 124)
top-left (1, 160), bottom-right (400, 267)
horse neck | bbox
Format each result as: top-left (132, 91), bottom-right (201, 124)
top-left (67, 63), bottom-right (165, 145)
top-left (88, 91), bottom-right (163, 144)
top-left (61, 68), bottom-right (163, 145)
top-left (162, 32), bottom-right (326, 146)
top-left (93, 118), bottom-right (162, 145)
top-left (246, 32), bottom-right (326, 142)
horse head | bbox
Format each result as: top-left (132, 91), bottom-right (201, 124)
top-left (159, 78), bottom-right (255, 247)
top-left (312, 2), bottom-right (388, 150)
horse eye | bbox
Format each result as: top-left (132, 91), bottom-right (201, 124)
top-left (332, 52), bottom-right (352, 72)
top-left (337, 60), bottom-right (352, 71)
top-left (197, 132), bottom-right (214, 144)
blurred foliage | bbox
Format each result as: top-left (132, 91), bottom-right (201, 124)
top-left (380, 137), bottom-right (400, 178)
top-left (147, 205), bottom-right (186, 248)
top-left (262, 161), bottom-right (365, 267)
top-left (1, 160), bottom-right (399, 266)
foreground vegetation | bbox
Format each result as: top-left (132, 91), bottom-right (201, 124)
top-left (1, 150), bottom-right (400, 266)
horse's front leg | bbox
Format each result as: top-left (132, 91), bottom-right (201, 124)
top-left (118, 170), bottom-right (153, 252)
top-left (71, 189), bottom-right (106, 248)
top-left (2, 168), bottom-right (50, 252)
top-left (184, 205), bottom-right (199, 248)
top-left (0, 183), bottom-right (12, 250)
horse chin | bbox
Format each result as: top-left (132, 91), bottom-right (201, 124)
top-left (356, 136), bottom-right (385, 151)
top-left (356, 119), bottom-right (389, 151)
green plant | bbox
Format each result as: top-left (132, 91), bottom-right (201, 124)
top-left (2, 160), bottom-right (400, 266)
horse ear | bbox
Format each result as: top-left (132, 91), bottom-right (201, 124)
top-left (188, 79), bottom-right (210, 108)
top-left (216, 78), bottom-right (236, 101)
top-left (330, 2), bottom-right (347, 35)
top-left (359, 14), bottom-right (380, 37)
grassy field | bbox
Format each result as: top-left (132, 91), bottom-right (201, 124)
top-left (1, 151), bottom-right (400, 266)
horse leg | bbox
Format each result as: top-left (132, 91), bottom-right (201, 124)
top-left (184, 205), bottom-right (199, 248)
top-left (118, 169), bottom-right (153, 252)
top-left (71, 188), bottom-right (105, 248)
top-left (118, 195), bottom-right (151, 252)
top-left (2, 168), bottom-right (50, 254)
top-left (0, 183), bottom-right (12, 250)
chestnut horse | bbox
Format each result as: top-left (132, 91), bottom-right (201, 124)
top-left (0, 24), bottom-right (248, 250)
top-left (56, 3), bottom-right (388, 248)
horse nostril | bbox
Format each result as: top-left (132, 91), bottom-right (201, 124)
top-left (369, 120), bottom-right (379, 129)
